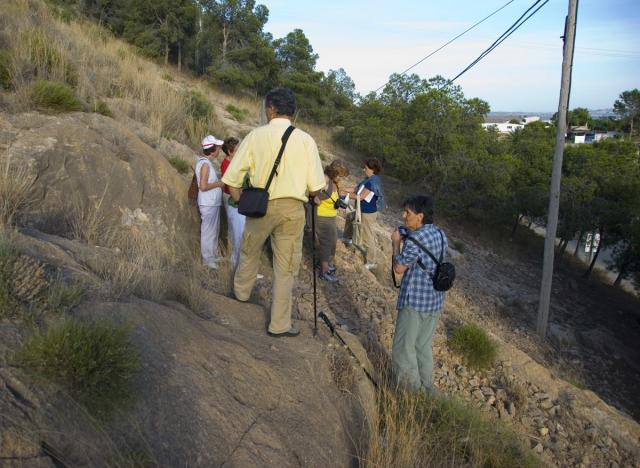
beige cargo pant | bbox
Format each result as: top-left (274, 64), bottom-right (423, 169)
top-left (233, 198), bottom-right (305, 334)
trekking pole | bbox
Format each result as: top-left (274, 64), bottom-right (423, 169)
top-left (318, 312), bottom-right (378, 388)
top-left (311, 201), bottom-right (318, 335)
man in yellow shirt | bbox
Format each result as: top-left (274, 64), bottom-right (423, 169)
top-left (222, 87), bottom-right (325, 337)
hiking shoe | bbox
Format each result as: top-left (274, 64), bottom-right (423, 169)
top-left (364, 263), bottom-right (378, 270)
top-left (328, 264), bottom-right (337, 274)
top-left (319, 271), bottom-right (338, 283)
top-left (340, 237), bottom-right (352, 245)
top-left (205, 261), bottom-right (219, 270)
top-left (267, 326), bottom-right (300, 338)
top-left (256, 273), bottom-right (264, 280)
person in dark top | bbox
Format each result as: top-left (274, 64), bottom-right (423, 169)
top-left (342, 158), bottom-right (386, 269)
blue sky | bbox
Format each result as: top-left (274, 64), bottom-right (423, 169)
top-left (263, 0), bottom-right (640, 112)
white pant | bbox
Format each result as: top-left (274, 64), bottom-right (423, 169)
top-left (223, 195), bottom-right (246, 270)
top-left (199, 205), bottom-right (221, 265)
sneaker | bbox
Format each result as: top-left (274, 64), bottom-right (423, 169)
top-left (256, 273), bottom-right (264, 280)
top-left (340, 237), bottom-right (352, 245)
top-left (267, 326), bottom-right (300, 338)
top-left (364, 263), bottom-right (377, 270)
top-left (205, 261), bottom-right (219, 270)
top-left (319, 271), bottom-right (338, 283)
top-left (328, 265), bottom-right (337, 274)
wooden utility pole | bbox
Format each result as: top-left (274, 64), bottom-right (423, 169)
top-left (536, 0), bottom-right (578, 338)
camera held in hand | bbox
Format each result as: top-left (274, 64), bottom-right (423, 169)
top-left (398, 226), bottom-right (408, 238)
top-left (334, 197), bottom-right (349, 210)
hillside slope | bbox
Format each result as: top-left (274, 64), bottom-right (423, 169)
top-left (1, 1), bottom-right (639, 466)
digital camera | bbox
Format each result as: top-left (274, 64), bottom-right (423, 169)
top-left (398, 226), bottom-right (408, 238)
top-left (334, 198), bottom-right (349, 210)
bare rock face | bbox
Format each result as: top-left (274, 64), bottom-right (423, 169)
top-left (0, 230), bottom-right (373, 467)
top-left (0, 112), bottom-right (198, 244)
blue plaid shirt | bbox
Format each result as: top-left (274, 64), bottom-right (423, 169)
top-left (395, 224), bottom-right (448, 315)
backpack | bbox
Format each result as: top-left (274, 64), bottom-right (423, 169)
top-left (404, 230), bottom-right (455, 292)
top-left (187, 174), bottom-right (198, 205)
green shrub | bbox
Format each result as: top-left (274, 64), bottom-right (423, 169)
top-left (168, 157), bottom-right (190, 175)
top-left (368, 388), bottom-right (539, 467)
top-left (94, 100), bottom-right (112, 117)
top-left (449, 323), bottom-right (497, 370)
top-left (162, 73), bottom-right (174, 82)
top-left (17, 319), bottom-right (140, 415)
top-left (0, 237), bottom-right (17, 317)
top-left (187, 91), bottom-right (212, 121)
top-left (45, 276), bottom-right (84, 314)
top-left (30, 80), bottom-right (81, 112)
top-left (225, 103), bottom-right (247, 122)
top-left (0, 50), bottom-right (13, 90)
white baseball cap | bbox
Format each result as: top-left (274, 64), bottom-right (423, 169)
top-left (201, 135), bottom-right (224, 150)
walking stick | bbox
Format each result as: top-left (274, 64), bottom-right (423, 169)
top-left (311, 201), bottom-right (318, 336)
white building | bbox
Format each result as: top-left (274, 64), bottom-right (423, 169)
top-left (481, 122), bottom-right (524, 133)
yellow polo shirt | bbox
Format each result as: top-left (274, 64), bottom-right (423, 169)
top-left (221, 118), bottom-right (325, 202)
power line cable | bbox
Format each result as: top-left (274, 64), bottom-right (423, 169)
top-left (372, 0), bottom-right (516, 93)
top-left (450, 0), bottom-right (549, 83)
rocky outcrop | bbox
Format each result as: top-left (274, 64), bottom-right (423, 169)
top-left (0, 112), bottom-right (198, 244)
top-left (0, 229), bottom-right (374, 467)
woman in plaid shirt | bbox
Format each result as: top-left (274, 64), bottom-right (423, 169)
top-left (391, 194), bottom-right (448, 394)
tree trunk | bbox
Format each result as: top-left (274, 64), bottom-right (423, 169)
top-left (511, 214), bottom-right (522, 239)
top-left (583, 228), bottom-right (603, 278)
top-left (573, 230), bottom-right (582, 256)
top-left (164, 38), bottom-right (169, 66)
top-left (178, 41), bottom-right (182, 72)
top-left (613, 265), bottom-right (626, 287)
top-left (222, 24), bottom-right (229, 64)
top-left (558, 238), bottom-right (569, 259)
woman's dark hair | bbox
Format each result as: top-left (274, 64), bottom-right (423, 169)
top-left (324, 160), bottom-right (349, 180)
top-left (222, 137), bottom-right (239, 156)
top-left (402, 195), bottom-right (434, 225)
top-left (265, 87), bottom-right (296, 116)
top-left (364, 158), bottom-right (383, 174)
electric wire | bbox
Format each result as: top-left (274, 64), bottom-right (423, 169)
top-left (450, 0), bottom-right (550, 83)
top-left (372, 0), bottom-right (516, 93)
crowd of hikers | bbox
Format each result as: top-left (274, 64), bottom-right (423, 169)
top-left (193, 87), bottom-right (451, 395)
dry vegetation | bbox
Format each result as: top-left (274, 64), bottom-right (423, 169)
top-left (361, 384), bottom-right (539, 468)
top-left (0, 156), bottom-right (37, 228)
top-left (0, 0), bottom-right (223, 147)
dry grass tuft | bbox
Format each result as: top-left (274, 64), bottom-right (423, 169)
top-left (1, 0), bottom-right (224, 146)
top-left (0, 156), bottom-right (37, 228)
top-left (328, 346), bottom-right (356, 393)
top-left (361, 384), bottom-right (540, 468)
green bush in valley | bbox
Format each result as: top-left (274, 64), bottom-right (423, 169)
top-left (449, 323), bottom-right (497, 370)
top-left (225, 103), bottom-right (247, 122)
top-left (30, 80), bottom-right (82, 112)
top-left (94, 100), bottom-right (112, 117)
top-left (17, 319), bottom-right (140, 415)
top-left (0, 50), bottom-right (13, 90)
top-left (168, 157), bottom-right (190, 174)
top-left (187, 91), bottom-right (212, 121)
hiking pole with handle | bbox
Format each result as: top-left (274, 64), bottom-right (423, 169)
top-left (311, 199), bottom-right (318, 335)
top-left (319, 311), bottom-right (378, 388)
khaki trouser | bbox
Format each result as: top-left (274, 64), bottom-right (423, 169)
top-left (234, 198), bottom-right (305, 334)
top-left (345, 211), bottom-right (378, 264)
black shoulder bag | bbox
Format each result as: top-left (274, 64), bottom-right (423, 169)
top-left (238, 126), bottom-right (295, 218)
top-left (391, 230), bottom-right (456, 291)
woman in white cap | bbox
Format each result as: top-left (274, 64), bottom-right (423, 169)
top-left (196, 135), bottom-right (225, 268)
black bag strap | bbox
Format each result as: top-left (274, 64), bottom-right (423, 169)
top-left (405, 229), bottom-right (445, 266)
top-left (264, 125), bottom-right (295, 191)
top-left (391, 230), bottom-right (446, 288)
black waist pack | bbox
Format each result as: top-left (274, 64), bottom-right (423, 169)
top-left (407, 230), bottom-right (456, 292)
top-left (238, 126), bottom-right (295, 218)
